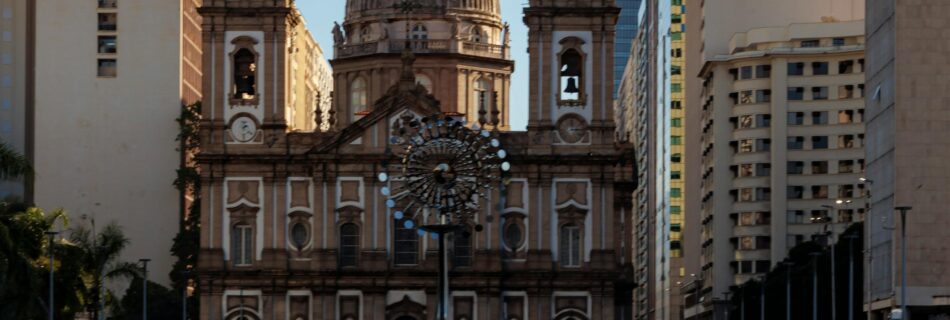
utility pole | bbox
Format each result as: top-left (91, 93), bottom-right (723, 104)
top-left (140, 259), bottom-right (151, 320)
top-left (895, 206), bottom-right (912, 320)
top-left (46, 231), bottom-right (58, 320)
top-left (843, 233), bottom-right (859, 320)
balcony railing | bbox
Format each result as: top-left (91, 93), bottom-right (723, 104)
top-left (335, 38), bottom-right (508, 60)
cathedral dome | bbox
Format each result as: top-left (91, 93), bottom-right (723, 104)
top-left (345, 0), bottom-right (501, 21)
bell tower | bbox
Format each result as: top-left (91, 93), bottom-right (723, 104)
top-left (198, 0), bottom-right (300, 145)
top-left (524, 0), bottom-right (620, 147)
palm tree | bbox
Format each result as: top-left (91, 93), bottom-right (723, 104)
top-left (69, 222), bottom-right (140, 320)
top-left (0, 140), bottom-right (33, 181)
top-left (0, 200), bottom-right (67, 318)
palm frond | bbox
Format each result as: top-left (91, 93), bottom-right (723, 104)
top-left (0, 140), bottom-right (34, 181)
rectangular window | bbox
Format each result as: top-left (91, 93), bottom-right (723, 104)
top-left (671, 101), bottom-right (682, 109)
top-left (801, 40), bottom-right (820, 48)
top-left (671, 65), bottom-right (682, 75)
top-left (739, 164), bottom-right (754, 177)
top-left (812, 136), bottom-right (829, 149)
top-left (671, 188), bottom-right (682, 198)
top-left (839, 85), bottom-right (855, 99)
top-left (839, 184), bottom-right (855, 198)
top-left (740, 66), bottom-right (753, 80)
top-left (756, 260), bottom-right (771, 274)
top-left (788, 87), bottom-right (804, 100)
top-left (98, 36), bottom-right (117, 54)
top-left (811, 185), bottom-right (829, 199)
top-left (812, 62), bottom-right (829, 75)
top-left (838, 110), bottom-right (855, 123)
top-left (671, 206), bottom-right (682, 214)
top-left (788, 112), bottom-right (804, 125)
top-left (756, 139), bottom-right (771, 152)
top-left (671, 171), bottom-right (682, 180)
top-left (839, 160), bottom-right (855, 173)
top-left (811, 161), bottom-right (828, 174)
top-left (756, 89), bottom-right (771, 103)
top-left (788, 62), bottom-right (805, 76)
top-left (672, 14), bottom-right (682, 24)
top-left (739, 90), bottom-right (753, 104)
top-left (756, 114), bottom-right (771, 128)
top-left (838, 209), bottom-right (854, 223)
top-left (833, 38), bottom-right (846, 46)
top-left (839, 60), bottom-right (855, 74)
top-left (99, 0), bottom-right (117, 8)
top-left (98, 13), bottom-right (117, 31)
top-left (739, 188), bottom-right (753, 202)
top-left (232, 225), bottom-right (253, 266)
top-left (671, 118), bottom-right (682, 127)
top-left (787, 136), bottom-right (804, 149)
top-left (812, 87), bottom-right (829, 100)
top-left (394, 218), bottom-right (419, 265)
top-left (97, 59), bottom-right (117, 77)
top-left (787, 210), bottom-right (805, 224)
top-left (788, 161), bottom-right (804, 174)
top-left (839, 135), bottom-right (856, 148)
top-left (739, 139), bottom-right (754, 153)
top-left (671, 83), bottom-right (682, 92)
top-left (812, 111), bottom-right (828, 125)
top-left (671, 136), bottom-right (682, 145)
top-left (737, 115), bottom-right (753, 129)
top-left (756, 163), bottom-right (771, 177)
top-left (787, 186), bottom-right (804, 199)
top-left (671, 32), bottom-right (682, 41)
top-left (756, 65), bottom-right (771, 78)
top-left (560, 226), bottom-right (581, 267)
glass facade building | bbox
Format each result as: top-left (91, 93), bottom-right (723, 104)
top-left (614, 0), bottom-right (642, 98)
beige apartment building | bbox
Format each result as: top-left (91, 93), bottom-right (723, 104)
top-left (691, 19), bottom-right (867, 320)
top-left (0, 0), bottom-right (34, 199)
top-left (865, 0), bottom-right (950, 319)
top-left (28, 0), bottom-right (331, 287)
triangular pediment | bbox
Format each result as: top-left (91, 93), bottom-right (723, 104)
top-left (308, 83), bottom-right (448, 154)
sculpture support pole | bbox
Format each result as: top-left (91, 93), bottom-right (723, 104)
top-left (439, 212), bottom-right (449, 320)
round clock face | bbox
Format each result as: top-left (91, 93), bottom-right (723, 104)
top-left (557, 114), bottom-right (588, 143)
top-left (231, 116), bottom-right (258, 143)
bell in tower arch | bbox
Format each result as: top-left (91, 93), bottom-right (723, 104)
top-left (564, 77), bottom-right (580, 94)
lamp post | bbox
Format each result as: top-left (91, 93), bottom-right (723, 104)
top-left (140, 259), bottom-right (151, 320)
top-left (843, 233), bottom-right (859, 320)
top-left (782, 261), bottom-right (794, 320)
top-left (821, 204), bottom-right (840, 320)
top-left (181, 270), bottom-right (190, 320)
top-left (45, 231), bottom-right (58, 320)
top-left (859, 177), bottom-right (872, 320)
top-left (760, 276), bottom-right (766, 320)
top-left (810, 252), bottom-right (822, 320)
top-left (895, 206), bottom-right (912, 319)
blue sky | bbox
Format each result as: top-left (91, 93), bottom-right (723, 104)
top-left (297, 1), bottom-right (532, 130)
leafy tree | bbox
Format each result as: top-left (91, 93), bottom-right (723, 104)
top-left (0, 139), bottom-right (33, 181)
top-left (0, 199), bottom-right (68, 319)
top-left (109, 277), bottom-right (179, 320)
top-left (171, 101), bottom-right (202, 319)
top-left (69, 222), bottom-right (141, 320)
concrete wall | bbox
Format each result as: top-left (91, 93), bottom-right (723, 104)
top-left (0, 0), bottom-right (31, 198)
top-left (33, 0), bottom-right (195, 285)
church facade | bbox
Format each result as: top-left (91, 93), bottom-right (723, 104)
top-left (195, 0), bottom-right (634, 319)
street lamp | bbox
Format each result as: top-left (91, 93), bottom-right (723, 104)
top-left (843, 233), bottom-right (859, 320)
top-left (781, 261), bottom-right (795, 320)
top-left (859, 178), bottom-right (873, 320)
top-left (895, 206), bottom-right (912, 320)
top-left (810, 252), bottom-right (823, 320)
top-left (181, 270), bottom-right (191, 320)
top-left (45, 231), bottom-right (59, 320)
top-left (140, 259), bottom-right (151, 320)
top-left (821, 204), bottom-right (841, 320)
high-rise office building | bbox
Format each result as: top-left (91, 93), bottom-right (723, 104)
top-left (614, 0), bottom-right (643, 99)
top-left (865, 1), bottom-right (950, 319)
top-left (0, 0), bottom-right (34, 199)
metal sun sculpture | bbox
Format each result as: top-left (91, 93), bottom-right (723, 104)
top-left (378, 114), bottom-right (510, 233)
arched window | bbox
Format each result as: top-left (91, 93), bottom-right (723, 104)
top-left (233, 48), bottom-right (257, 100)
top-left (350, 78), bottom-right (367, 117)
top-left (559, 223), bottom-right (581, 267)
top-left (339, 223), bottom-right (359, 267)
top-left (232, 223), bottom-right (253, 266)
top-left (559, 48), bottom-right (582, 101)
top-left (453, 227), bottom-right (473, 267)
top-left (411, 24), bottom-right (428, 40)
top-left (471, 27), bottom-right (483, 43)
top-left (473, 78), bottom-right (490, 114)
top-left (411, 24), bottom-right (428, 50)
top-left (360, 27), bottom-right (373, 43)
top-left (394, 217), bottom-right (418, 265)
top-left (415, 74), bottom-right (433, 93)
